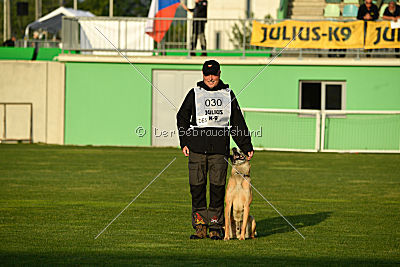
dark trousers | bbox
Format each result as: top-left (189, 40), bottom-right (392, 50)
top-left (188, 151), bottom-right (227, 231)
top-left (191, 21), bottom-right (207, 54)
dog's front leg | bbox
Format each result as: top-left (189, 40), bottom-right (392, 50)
top-left (239, 204), bottom-right (250, 240)
top-left (239, 181), bottom-right (251, 240)
top-left (250, 217), bottom-right (256, 239)
top-left (224, 189), bottom-right (234, 241)
top-left (224, 198), bottom-right (232, 241)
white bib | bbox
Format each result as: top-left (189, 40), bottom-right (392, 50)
top-left (194, 87), bottom-right (231, 128)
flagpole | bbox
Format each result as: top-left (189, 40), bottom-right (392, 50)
top-left (109, 0), bottom-right (113, 17)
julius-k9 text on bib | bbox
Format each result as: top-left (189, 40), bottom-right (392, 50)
top-left (194, 87), bottom-right (231, 128)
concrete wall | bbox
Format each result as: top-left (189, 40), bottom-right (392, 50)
top-left (0, 61), bottom-right (65, 144)
top-left (62, 56), bottom-right (400, 149)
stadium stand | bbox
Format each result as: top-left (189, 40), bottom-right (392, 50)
top-left (342, 4), bottom-right (359, 16)
top-left (288, 0), bottom-right (326, 20)
top-left (324, 4), bottom-right (341, 17)
top-left (379, 3), bottom-right (388, 16)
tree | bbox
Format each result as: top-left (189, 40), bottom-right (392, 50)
top-left (229, 13), bottom-right (271, 50)
top-left (79, 0), bottom-right (151, 17)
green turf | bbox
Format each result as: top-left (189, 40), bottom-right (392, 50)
top-left (0, 144), bottom-right (399, 265)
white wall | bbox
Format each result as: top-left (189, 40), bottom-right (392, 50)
top-left (0, 61), bottom-right (65, 144)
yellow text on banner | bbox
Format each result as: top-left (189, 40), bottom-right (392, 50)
top-left (250, 20), bottom-right (364, 49)
top-left (365, 21), bottom-right (400, 49)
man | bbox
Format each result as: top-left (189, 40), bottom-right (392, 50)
top-left (177, 60), bottom-right (254, 240)
top-left (382, 0), bottom-right (400, 21)
top-left (382, 1), bottom-right (400, 58)
top-left (3, 36), bottom-right (16, 47)
top-left (357, 0), bottom-right (379, 21)
top-left (181, 0), bottom-right (208, 56)
top-left (358, 0), bottom-right (382, 10)
top-left (357, 0), bottom-right (379, 57)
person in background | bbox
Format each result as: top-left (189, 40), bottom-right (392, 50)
top-left (357, 0), bottom-right (379, 21)
top-left (382, 0), bottom-right (400, 57)
top-left (32, 31), bottom-right (40, 60)
top-left (359, 0), bottom-right (383, 10)
top-left (3, 36), bottom-right (16, 47)
top-left (357, 0), bottom-right (379, 57)
top-left (382, 0), bottom-right (400, 21)
top-left (181, 0), bottom-right (208, 56)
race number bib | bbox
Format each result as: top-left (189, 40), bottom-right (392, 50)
top-left (194, 87), bottom-right (231, 127)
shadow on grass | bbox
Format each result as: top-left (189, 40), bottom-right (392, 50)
top-left (256, 211), bottom-right (332, 238)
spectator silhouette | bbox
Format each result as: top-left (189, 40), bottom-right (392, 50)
top-left (181, 0), bottom-right (208, 56)
top-left (382, 0), bottom-right (400, 57)
top-left (3, 35), bottom-right (16, 47)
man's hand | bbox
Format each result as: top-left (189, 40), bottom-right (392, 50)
top-left (182, 146), bottom-right (190, 157)
top-left (247, 150), bottom-right (254, 161)
top-left (364, 13), bottom-right (372, 20)
top-left (180, 2), bottom-right (190, 12)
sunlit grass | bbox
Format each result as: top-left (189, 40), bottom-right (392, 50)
top-left (0, 144), bottom-right (399, 265)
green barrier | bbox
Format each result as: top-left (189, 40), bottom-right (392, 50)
top-left (0, 47), bottom-right (79, 61)
top-left (0, 47), bottom-right (34, 60)
top-left (36, 48), bottom-right (62, 61)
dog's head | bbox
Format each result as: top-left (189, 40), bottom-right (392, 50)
top-left (230, 147), bottom-right (250, 176)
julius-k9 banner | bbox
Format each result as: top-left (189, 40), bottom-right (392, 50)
top-left (365, 21), bottom-right (400, 49)
top-left (250, 20), bottom-right (364, 49)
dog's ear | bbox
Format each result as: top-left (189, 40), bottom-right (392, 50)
top-left (229, 154), bottom-right (234, 163)
top-left (232, 147), bottom-right (238, 154)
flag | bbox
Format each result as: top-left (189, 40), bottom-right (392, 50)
top-left (145, 0), bottom-right (180, 43)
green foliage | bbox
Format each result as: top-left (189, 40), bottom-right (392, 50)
top-left (229, 13), bottom-right (272, 49)
top-left (79, 0), bottom-right (151, 17)
top-left (0, 144), bottom-right (399, 265)
top-left (3, 0), bottom-right (151, 40)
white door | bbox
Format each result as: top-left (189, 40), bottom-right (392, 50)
top-left (152, 69), bottom-right (202, 147)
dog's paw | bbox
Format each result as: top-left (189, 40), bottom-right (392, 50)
top-left (224, 236), bottom-right (230, 241)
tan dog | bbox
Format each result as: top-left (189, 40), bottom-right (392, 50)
top-left (224, 148), bottom-right (256, 240)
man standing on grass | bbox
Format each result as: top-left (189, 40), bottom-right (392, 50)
top-left (177, 60), bottom-right (254, 240)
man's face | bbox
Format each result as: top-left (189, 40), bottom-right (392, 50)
top-left (365, 0), bottom-right (372, 6)
top-left (203, 71), bottom-right (220, 89)
top-left (389, 1), bottom-right (395, 8)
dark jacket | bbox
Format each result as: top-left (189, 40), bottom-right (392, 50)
top-left (357, 3), bottom-right (379, 20)
top-left (383, 5), bottom-right (400, 17)
top-left (177, 79), bottom-right (253, 155)
top-left (189, 0), bottom-right (207, 19)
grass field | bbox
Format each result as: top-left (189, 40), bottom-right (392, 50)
top-left (0, 144), bottom-right (399, 265)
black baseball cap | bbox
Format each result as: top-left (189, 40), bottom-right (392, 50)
top-left (202, 60), bottom-right (220, 76)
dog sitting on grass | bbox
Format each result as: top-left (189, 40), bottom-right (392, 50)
top-left (224, 148), bottom-right (256, 240)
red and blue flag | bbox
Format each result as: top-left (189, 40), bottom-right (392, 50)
top-left (145, 0), bottom-right (180, 43)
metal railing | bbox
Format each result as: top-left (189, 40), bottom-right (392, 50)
top-left (15, 39), bottom-right (61, 48)
top-left (61, 16), bottom-right (400, 58)
top-left (243, 108), bottom-right (400, 153)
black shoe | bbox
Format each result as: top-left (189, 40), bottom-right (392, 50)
top-left (190, 225), bottom-right (207, 239)
top-left (190, 52), bottom-right (196, 56)
top-left (209, 230), bottom-right (222, 240)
